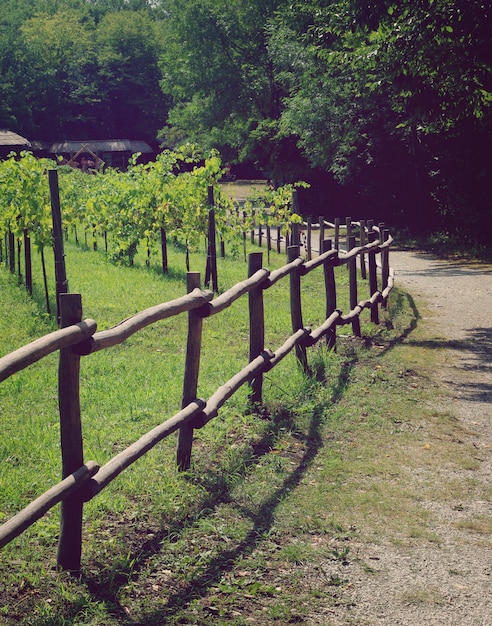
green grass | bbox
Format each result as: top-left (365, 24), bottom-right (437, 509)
top-left (0, 232), bottom-right (481, 625)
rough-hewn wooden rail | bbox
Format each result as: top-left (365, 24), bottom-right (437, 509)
top-left (0, 220), bottom-right (394, 573)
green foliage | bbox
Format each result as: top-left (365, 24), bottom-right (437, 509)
top-left (1, 0), bottom-right (489, 241)
top-left (0, 147), bottom-right (305, 272)
top-left (0, 152), bottom-right (53, 249)
top-left (58, 147), bottom-right (226, 265)
top-left (0, 0), bottom-right (168, 140)
top-left (159, 0), bottom-right (293, 178)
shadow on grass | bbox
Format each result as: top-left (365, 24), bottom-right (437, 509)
top-left (76, 371), bottom-right (345, 624)
top-left (27, 285), bottom-right (428, 625)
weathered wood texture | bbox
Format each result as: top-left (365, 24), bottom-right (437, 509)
top-left (87, 400), bottom-right (206, 498)
top-left (248, 252), bottom-right (265, 405)
top-left (0, 319), bottom-right (96, 382)
top-left (57, 293), bottom-right (85, 572)
top-left (288, 245), bottom-right (309, 372)
top-left (90, 289), bottom-right (213, 353)
top-left (348, 235), bottom-right (361, 337)
top-left (205, 186), bottom-right (219, 292)
top-left (177, 273), bottom-right (204, 471)
top-left (49, 169), bottom-right (68, 323)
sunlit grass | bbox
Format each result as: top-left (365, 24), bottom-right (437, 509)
top-left (1, 236), bottom-right (481, 625)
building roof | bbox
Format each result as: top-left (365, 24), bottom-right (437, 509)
top-left (0, 130), bottom-right (31, 147)
top-left (49, 139), bottom-right (154, 154)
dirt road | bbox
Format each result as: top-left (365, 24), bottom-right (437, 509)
top-left (316, 249), bottom-right (492, 625)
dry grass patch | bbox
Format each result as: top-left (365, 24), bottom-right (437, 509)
top-left (401, 587), bottom-right (447, 605)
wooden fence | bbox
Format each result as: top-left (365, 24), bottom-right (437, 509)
top-left (0, 221), bottom-right (393, 573)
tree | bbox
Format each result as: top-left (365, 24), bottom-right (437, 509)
top-left (0, 0), bottom-right (170, 141)
top-left (159, 0), bottom-right (305, 182)
top-left (268, 0), bottom-right (492, 230)
top-left (19, 8), bottom-right (100, 140)
top-left (96, 10), bottom-right (170, 139)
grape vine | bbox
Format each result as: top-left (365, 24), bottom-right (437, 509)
top-left (0, 147), bottom-right (304, 306)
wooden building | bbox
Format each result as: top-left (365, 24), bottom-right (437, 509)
top-left (0, 130), bottom-right (31, 158)
top-left (48, 139), bottom-right (155, 170)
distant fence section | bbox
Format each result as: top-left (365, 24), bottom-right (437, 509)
top-left (0, 219), bottom-right (393, 573)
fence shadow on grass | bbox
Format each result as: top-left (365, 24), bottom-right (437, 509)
top-left (80, 370), bottom-right (338, 624)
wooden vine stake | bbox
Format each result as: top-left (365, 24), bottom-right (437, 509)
top-left (291, 190), bottom-right (301, 247)
top-left (248, 252), bottom-right (265, 406)
top-left (8, 230), bottom-right (14, 273)
top-left (49, 169), bottom-right (68, 324)
top-left (160, 228), bottom-right (168, 274)
top-left (57, 293), bottom-right (84, 573)
top-left (177, 272), bottom-right (203, 471)
top-left (24, 230), bottom-right (32, 295)
top-left (204, 186), bottom-right (218, 293)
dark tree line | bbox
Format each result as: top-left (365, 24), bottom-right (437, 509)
top-left (1, 0), bottom-right (491, 240)
top-left (0, 0), bottom-right (169, 141)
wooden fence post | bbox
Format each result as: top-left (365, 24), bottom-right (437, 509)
top-left (322, 239), bottom-right (337, 350)
top-left (367, 231), bottom-right (379, 324)
top-left (49, 169), bottom-right (68, 324)
top-left (177, 272), bottom-right (203, 471)
top-left (378, 222), bottom-right (385, 244)
top-left (287, 245), bottom-right (308, 372)
top-left (248, 253), bottom-right (265, 406)
top-left (348, 235), bottom-right (361, 337)
top-left (381, 229), bottom-right (390, 308)
top-left (57, 293), bottom-right (84, 573)
top-left (276, 225), bottom-right (281, 254)
top-left (334, 218), bottom-right (340, 250)
top-left (319, 216), bottom-right (325, 255)
top-left (306, 217), bottom-right (312, 261)
top-left (345, 216), bottom-right (352, 242)
top-left (359, 220), bottom-right (367, 280)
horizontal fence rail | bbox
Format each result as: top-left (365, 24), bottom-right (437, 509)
top-left (0, 219), bottom-right (394, 573)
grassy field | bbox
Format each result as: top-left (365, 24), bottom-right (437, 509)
top-left (0, 228), bottom-right (468, 625)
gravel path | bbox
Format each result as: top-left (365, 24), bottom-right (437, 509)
top-left (318, 249), bottom-right (492, 625)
